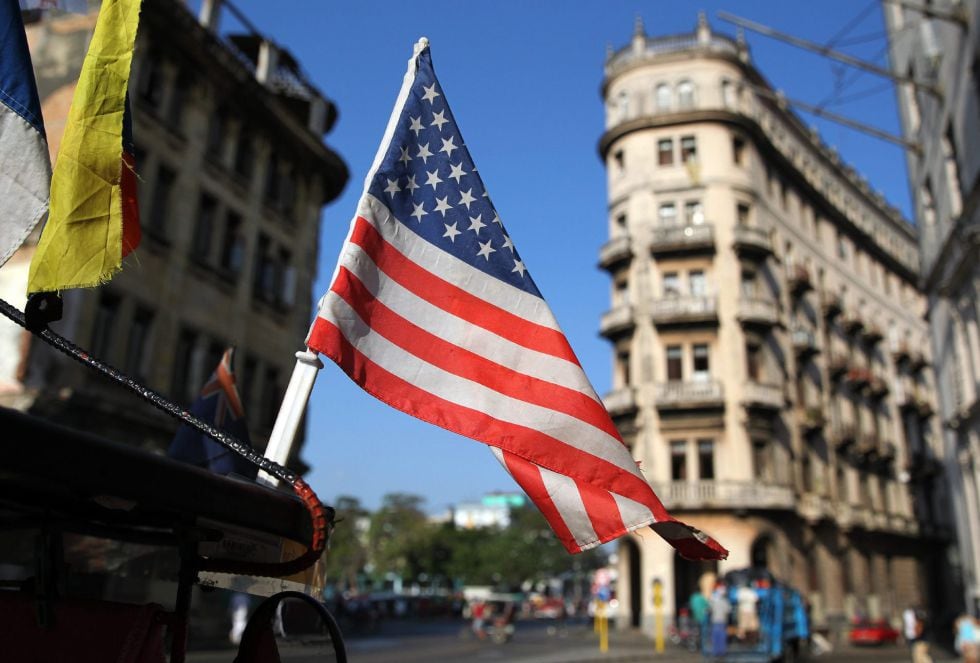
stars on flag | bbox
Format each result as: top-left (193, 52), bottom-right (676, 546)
top-left (370, 79), bottom-right (533, 288)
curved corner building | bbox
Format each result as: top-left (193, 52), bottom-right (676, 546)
top-left (598, 15), bottom-right (954, 637)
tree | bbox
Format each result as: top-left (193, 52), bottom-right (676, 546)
top-left (367, 492), bottom-right (430, 584)
top-left (324, 495), bottom-right (370, 591)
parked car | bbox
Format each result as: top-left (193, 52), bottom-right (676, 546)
top-left (849, 619), bottom-right (900, 646)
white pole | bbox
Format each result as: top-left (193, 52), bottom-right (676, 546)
top-left (257, 348), bottom-right (323, 486)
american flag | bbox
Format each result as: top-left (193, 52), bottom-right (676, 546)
top-left (308, 41), bottom-right (726, 559)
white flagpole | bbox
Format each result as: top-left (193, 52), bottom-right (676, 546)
top-left (257, 348), bottom-right (323, 486)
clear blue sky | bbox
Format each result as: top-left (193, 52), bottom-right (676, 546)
top-left (226, 1), bottom-right (911, 512)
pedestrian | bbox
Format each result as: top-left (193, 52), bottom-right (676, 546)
top-left (736, 582), bottom-right (759, 642)
top-left (955, 613), bottom-right (978, 663)
top-left (690, 589), bottom-right (709, 649)
top-left (471, 601), bottom-right (487, 640)
top-left (911, 608), bottom-right (933, 663)
top-left (709, 582), bottom-right (731, 659)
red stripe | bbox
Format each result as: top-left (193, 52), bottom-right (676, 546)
top-left (308, 318), bottom-right (668, 518)
top-left (331, 266), bottom-right (622, 441)
top-left (575, 478), bottom-right (628, 544)
top-left (121, 151), bottom-right (140, 257)
top-left (501, 450), bottom-right (581, 553)
top-left (348, 215), bottom-right (579, 364)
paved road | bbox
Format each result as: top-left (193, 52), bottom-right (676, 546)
top-left (187, 618), bottom-right (957, 662)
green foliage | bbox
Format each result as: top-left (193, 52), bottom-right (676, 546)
top-left (326, 493), bottom-right (607, 592)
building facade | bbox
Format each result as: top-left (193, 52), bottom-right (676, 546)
top-left (886, 0), bottom-right (980, 616)
top-left (0, 0), bottom-right (348, 470)
top-left (599, 16), bottom-right (952, 635)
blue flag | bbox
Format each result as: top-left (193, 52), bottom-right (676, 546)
top-left (0, 0), bottom-right (51, 267)
top-left (168, 347), bottom-right (257, 479)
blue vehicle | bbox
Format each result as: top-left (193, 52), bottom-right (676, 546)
top-left (699, 568), bottom-right (809, 662)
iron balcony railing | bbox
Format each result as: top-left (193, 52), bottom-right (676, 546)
top-left (651, 295), bottom-right (717, 325)
top-left (650, 224), bottom-right (715, 254)
top-left (737, 297), bottom-right (779, 327)
top-left (742, 381), bottom-right (784, 410)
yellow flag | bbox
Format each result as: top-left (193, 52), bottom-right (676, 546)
top-left (28, 0), bottom-right (142, 294)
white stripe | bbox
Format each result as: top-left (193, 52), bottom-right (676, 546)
top-left (538, 462), bottom-right (599, 550)
top-left (0, 107), bottom-right (50, 267)
top-left (323, 293), bottom-right (638, 476)
top-left (612, 494), bottom-right (658, 532)
top-left (356, 194), bottom-right (562, 331)
top-left (338, 241), bottom-right (601, 402)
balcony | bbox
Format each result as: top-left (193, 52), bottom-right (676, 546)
top-left (742, 381), bottom-right (784, 411)
top-left (799, 407), bottom-right (826, 433)
top-left (732, 225), bottom-right (773, 259)
top-left (650, 296), bottom-right (717, 327)
top-left (652, 480), bottom-right (795, 511)
top-left (891, 341), bottom-right (911, 364)
top-left (861, 324), bottom-right (883, 345)
top-left (841, 313), bottom-right (864, 335)
top-left (868, 374), bottom-right (889, 399)
top-left (602, 387), bottom-right (638, 418)
top-left (821, 292), bottom-right (843, 320)
top-left (598, 235), bottom-right (632, 271)
top-left (787, 265), bottom-right (813, 296)
top-left (650, 223), bottom-right (715, 256)
top-left (845, 367), bottom-right (872, 388)
top-left (855, 433), bottom-right (879, 458)
top-left (599, 304), bottom-right (635, 339)
top-left (736, 297), bottom-right (779, 328)
top-left (791, 327), bottom-right (820, 358)
top-left (836, 503), bottom-right (855, 529)
top-left (828, 354), bottom-right (849, 380)
top-left (799, 493), bottom-right (831, 523)
top-left (829, 422), bottom-right (856, 450)
top-left (655, 380), bottom-right (724, 410)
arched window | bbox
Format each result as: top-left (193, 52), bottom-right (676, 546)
top-left (677, 80), bottom-right (695, 109)
top-left (616, 89), bottom-right (630, 121)
top-left (655, 83), bottom-right (672, 112)
top-left (721, 78), bottom-right (737, 108)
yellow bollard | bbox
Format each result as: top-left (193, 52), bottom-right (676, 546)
top-left (598, 600), bottom-right (609, 653)
top-left (653, 579), bottom-right (664, 654)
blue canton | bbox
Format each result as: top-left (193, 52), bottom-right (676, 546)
top-left (366, 49), bottom-right (542, 298)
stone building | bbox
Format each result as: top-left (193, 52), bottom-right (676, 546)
top-left (599, 16), bottom-right (951, 636)
top-left (0, 0), bottom-right (348, 471)
top-left (886, 0), bottom-right (980, 616)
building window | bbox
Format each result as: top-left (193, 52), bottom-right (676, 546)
top-left (192, 193), bottom-right (219, 263)
top-left (697, 440), bottom-right (714, 480)
top-left (253, 233), bottom-right (275, 303)
top-left (680, 135), bottom-right (697, 162)
top-left (740, 269), bottom-right (756, 297)
top-left (904, 66), bottom-right (920, 134)
top-left (721, 78), bottom-right (736, 108)
top-left (837, 230), bottom-right (848, 261)
top-left (677, 80), bottom-right (695, 109)
top-left (666, 345), bottom-right (683, 381)
top-left (736, 202), bottom-right (751, 226)
top-left (684, 200), bottom-right (704, 225)
top-left (264, 151), bottom-right (282, 208)
top-left (241, 353), bottom-right (258, 415)
top-left (91, 291), bottom-right (121, 360)
top-left (663, 272), bottom-right (680, 297)
top-left (921, 179), bottom-right (937, 226)
top-left (670, 440), bottom-right (687, 480)
top-left (278, 247), bottom-right (296, 308)
top-left (262, 366), bottom-right (281, 429)
top-left (689, 270), bottom-right (706, 296)
top-left (147, 164), bottom-right (175, 240)
top-left (836, 464), bottom-right (847, 502)
top-left (658, 202), bottom-right (677, 226)
top-left (802, 454), bottom-right (813, 493)
top-left (167, 70), bottom-right (192, 130)
top-left (206, 108), bottom-right (227, 162)
top-left (136, 54), bottom-right (165, 108)
top-left (123, 305), bottom-right (154, 380)
top-left (616, 90), bottom-right (630, 121)
top-left (234, 127), bottom-right (254, 181)
top-left (657, 138), bottom-right (674, 166)
top-left (942, 125), bottom-right (963, 217)
top-left (692, 344), bottom-right (710, 381)
top-left (732, 136), bottom-right (745, 166)
top-left (172, 327), bottom-right (198, 404)
top-left (613, 149), bottom-right (625, 173)
top-left (615, 213), bottom-right (627, 231)
top-left (617, 351), bottom-right (631, 386)
top-left (752, 440), bottom-right (770, 482)
top-left (219, 211), bottom-right (245, 277)
top-left (656, 83), bottom-right (672, 112)
top-left (746, 343), bottom-right (761, 381)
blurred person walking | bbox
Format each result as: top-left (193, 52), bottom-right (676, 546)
top-left (955, 613), bottom-right (978, 663)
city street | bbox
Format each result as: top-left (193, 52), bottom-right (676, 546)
top-left (186, 618), bottom-right (958, 662)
